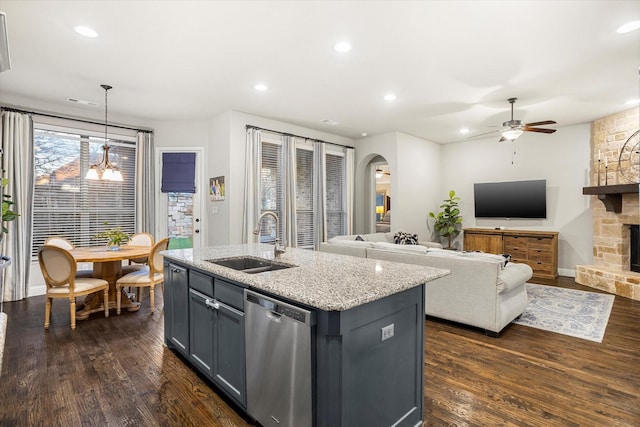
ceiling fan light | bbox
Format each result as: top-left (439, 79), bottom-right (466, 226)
top-left (501, 128), bottom-right (523, 141)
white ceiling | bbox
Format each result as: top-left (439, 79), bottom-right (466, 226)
top-left (1, 1), bottom-right (639, 144)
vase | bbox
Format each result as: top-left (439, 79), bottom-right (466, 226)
top-left (107, 242), bottom-right (121, 251)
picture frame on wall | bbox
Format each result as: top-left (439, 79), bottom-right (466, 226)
top-left (209, 176), bottom-right (225, 201)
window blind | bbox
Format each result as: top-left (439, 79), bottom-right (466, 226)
top-left (32, 128), bottom-right (136, 257)
top-left (296, 147), bottom-right (315, 248)
top-left (161, 152), bottom-right (196, 193)
top-left (326, 152), bottom-right (346, 240)
top-left (259, 141), bottom-right (283, 244)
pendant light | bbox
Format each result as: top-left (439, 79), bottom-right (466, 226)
top-left (85, 84), bottom-right (123, 181)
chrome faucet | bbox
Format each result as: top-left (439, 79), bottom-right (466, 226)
top-left (254, 211), bottom-right (286, 258)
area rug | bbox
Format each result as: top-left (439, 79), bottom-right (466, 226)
top-left (513, 283), bottom-right (615, 343)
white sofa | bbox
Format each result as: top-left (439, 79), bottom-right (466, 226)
top-left (320, 233), bottom-right (532, 336)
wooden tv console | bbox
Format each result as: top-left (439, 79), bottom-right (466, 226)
top-left (463, 228), bottom-right (559, 279)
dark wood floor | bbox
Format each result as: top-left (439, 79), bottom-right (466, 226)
top-left (0, 277), bottom-right (638, 426)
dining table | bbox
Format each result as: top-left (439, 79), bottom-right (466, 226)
top-left (70, 245), bottom-right (152, 320)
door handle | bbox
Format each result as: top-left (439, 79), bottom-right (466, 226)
top-left (205, 299), bottom-right (220, 310)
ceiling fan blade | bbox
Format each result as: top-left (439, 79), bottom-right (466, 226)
top-left (524, 127), bottom-right (557, 134)
top-left (525, 120), bottom-right (556, 127)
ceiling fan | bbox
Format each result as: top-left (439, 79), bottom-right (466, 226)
top-left (473, 98), bottom-right (557, 142)
top-left (375, 167), bottom-right (390, 178)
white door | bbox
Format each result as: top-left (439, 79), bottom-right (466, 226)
top-left (156, 147), bottom-right (204, 249)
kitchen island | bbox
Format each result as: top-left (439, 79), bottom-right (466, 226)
top-left (162, 244), bottom-right (449, 427)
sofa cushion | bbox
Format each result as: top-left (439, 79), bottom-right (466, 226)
top-left (372, 241), bottom-right (430, 254)
top-left (394, 231), bottom-right (419, 245)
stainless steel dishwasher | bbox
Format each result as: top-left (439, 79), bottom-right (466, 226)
top-left (244, 289), bottom-right (314, 427)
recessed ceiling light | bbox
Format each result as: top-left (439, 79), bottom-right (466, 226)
top-left (625, 98), bottom-right (640, 105)
top-left (617, 20), bottom-right (640, 34)
top-left (321, 119), bottom-right (339, 125)
top-left (460, 128), bottom-right (470, 134)
top-left (334, 41), bottom-right (352, 53)
top-left (384, 94), bottom-right (397, 102)
top-left (253, 83), bottom-right (268, 92)
top-left (74, 26), bottom-right (98, 38)
top-left (361, 132), bottom-right (368, 137)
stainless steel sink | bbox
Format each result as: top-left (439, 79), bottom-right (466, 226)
top-left (206, 256), bottom-right (296, 274)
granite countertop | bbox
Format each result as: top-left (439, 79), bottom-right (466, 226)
top-left (162, 244), bottom-right (450, 311)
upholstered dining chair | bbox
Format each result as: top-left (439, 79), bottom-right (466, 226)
top-left (126, 232), bottom-right (154, 265)
top-left (38, 245), bottom-right (109, 330)
top-left (116, 238), bottom-right (169, 315)
top-left (44, 236), bottom-right (93, 278)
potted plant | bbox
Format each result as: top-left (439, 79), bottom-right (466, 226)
top-left (95, 224), bottom-right (130, 251)
top-left (429, 190), bottom-right (463, 249)
top-left (1, 176), bottom-right (19, 234)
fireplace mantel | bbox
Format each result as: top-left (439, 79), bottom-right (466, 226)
top-left (582, 183), bottom-right (639, 213)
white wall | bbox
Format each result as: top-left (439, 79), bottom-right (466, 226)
top-left (440, 123), bottom-right (593, 276)
top-left (354, 132), bottom-right (441, 240)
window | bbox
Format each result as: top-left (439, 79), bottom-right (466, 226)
top-left (296, 146), bottom-right (314, 248)
top-left (258, 135), bottom-right (349, 248)
top-left (325, 151), bottom-right (346, 240)
top-left (31, 126), bottom-right (136, 257)
top-left (258, 140), bottom-right (283, 244)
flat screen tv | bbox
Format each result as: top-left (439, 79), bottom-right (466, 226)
top-left (474, 179), bottom-right (547, 219)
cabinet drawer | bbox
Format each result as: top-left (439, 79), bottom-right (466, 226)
top-left (529, 261), bottom-right (553, 275)
top-left (528, 237), bottom-right (553, 250)
top-left (215, 279), bottom-right (244, 311)
top-left (504, 246), bottom-right (528, 258)
top-left (504, 236), bottom-right (527, 248)
top-left (528, 249), bottom-right (552, 262)
top-left (189, 270), bottom-right (214, 297)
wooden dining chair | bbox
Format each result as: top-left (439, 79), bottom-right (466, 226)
top-left (44, 236), bottom-right (94, 278)
top-left (38, 245), bottom-right (109, 330)
top-left (126, 232), bottom-right (155, 265)
top-left (116, 238), bottom-right (169, 315)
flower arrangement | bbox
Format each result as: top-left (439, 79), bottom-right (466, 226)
top-left (94, 224), bottom-right (130, 249)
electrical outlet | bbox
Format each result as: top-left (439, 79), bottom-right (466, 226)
top-left (381, 323), bottom-right (394, 341)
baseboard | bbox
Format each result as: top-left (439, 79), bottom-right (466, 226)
top-left (558, 268), bottom-right (576, 278)
top-left (28, 285), bottom-right (46, 297)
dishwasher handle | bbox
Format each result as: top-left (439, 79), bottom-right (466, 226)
top-left (245, 289), bottom-right (314, 326)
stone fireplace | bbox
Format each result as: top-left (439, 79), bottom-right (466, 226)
top-left (576, 108), bottom-right (640, 301)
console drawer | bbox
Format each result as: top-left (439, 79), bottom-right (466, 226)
top-left (504, 247), bottom-right (528, 258)
top-left (528, 249), bottom-right (552, 262)
top-left (504, 236), bottom-right (528, 249)
top-left (528, 237), bottom-right (553, 250)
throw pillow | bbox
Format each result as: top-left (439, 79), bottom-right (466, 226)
top-left (393, 231), bottom-right (419, 245)
top-left (355, 235), bottom-right (365, 241)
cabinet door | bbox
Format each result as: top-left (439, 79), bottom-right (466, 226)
top-left (189, 289), bottom-right (215, 377)
top-left (213, 301), bottom-right (246, 406)
top-left (464, 232), bottom-right (503, 254)
top-left (167, 263), bottom-right (190, 357)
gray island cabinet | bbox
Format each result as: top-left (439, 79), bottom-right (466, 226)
top-left (162, 244), bottom-right (449, 427)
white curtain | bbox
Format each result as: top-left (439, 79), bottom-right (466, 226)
top-left (135, 131), bottom-right (156, 236)
top-left (313, 141), bottom-right (327, 250)
top-left (0, 111), bottom-right (34, 302)
top-left (282, 135), bottom-right (298, 248)
top-left (345, 147), bottom-right (355, 235)
top-left (242, 128), bottom-right (261, 243)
